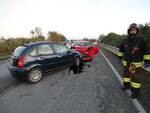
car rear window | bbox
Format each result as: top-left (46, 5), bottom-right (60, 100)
top-left (13, 46), bottom-right (26, 57)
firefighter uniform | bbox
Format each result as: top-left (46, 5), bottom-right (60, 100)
top-left (118, 23), bottom-right (150, 98)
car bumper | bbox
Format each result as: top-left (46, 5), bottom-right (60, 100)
top-left (8, 64), bottom-right (27, 78)
top-left (82, 57), bottom-right (93, 61)
top-left (81, 54), bottom-right (93, 61)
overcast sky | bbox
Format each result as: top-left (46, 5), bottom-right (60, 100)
top-left (0, 0), bottom-right (150, 39)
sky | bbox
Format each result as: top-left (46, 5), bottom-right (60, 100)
top-left (0, 0), bottom-right (150, 39)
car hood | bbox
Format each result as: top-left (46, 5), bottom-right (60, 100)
top-left (74, 46), bottom-right (88, 52)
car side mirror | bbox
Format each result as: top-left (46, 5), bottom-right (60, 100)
top-left (71, 46), bottom-right (75, 49)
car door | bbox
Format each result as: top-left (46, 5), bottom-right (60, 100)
top-left (52, 43), bottom-right (74, 67)
top-left (36, 44), bottom-right (59, 72)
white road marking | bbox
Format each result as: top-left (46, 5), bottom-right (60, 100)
top-left (102, 44), bottom-right (150, 72)
top-left (101, 51), bottom-right (147, 113)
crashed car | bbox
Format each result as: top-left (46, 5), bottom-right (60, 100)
top-left (8, 41), bottom-right (83, 83)
top-left (91, 41), bottom-right (100, 54)
top-left (71, 41), bottom-right (99, 61)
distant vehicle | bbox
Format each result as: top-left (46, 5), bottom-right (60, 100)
top-left (71, 41), bottom-right (99, 61)
top-left (8, 41), bottom-right (83, 83)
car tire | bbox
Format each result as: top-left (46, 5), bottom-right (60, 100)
top-left (74, 57), bottom-right (80, 67)
top-left (73, 57), bottom-right (81, 74)
top-left (27, 68), bottom-right (43, 83)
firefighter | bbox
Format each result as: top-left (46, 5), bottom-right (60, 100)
top-left (118, 23), bottom-right (150, 99)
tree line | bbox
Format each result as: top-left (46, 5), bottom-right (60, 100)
top-left (0, 27), bottom-right (67, 56)
top-left (99, 22), bottom-right (150, 48)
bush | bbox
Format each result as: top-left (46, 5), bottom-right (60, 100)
top-left (101, 22), bottom-right (150, 48)
top-left (0, 36), bottom-right (46, 55)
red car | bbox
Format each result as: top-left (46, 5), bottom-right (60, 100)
top-left (72, 41), bottom-right (99, 61)
top-left (91, 42), bottom-right (100, 54)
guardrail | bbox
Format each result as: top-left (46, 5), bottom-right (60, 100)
top-left (0, 56), bottom-right (10, 61)
top-left (101, 43), bottom-right (150, 72)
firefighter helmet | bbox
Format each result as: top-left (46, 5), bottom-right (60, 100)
top-left (128, 23), bottom-right (139, 35)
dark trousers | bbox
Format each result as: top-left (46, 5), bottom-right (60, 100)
top-left (123, 66), bottom-right (142, 94)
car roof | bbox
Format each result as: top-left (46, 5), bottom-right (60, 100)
top-left (23, 41), bottom-right (63, 47)
top-left (74, 41), bottom-right (90, 43)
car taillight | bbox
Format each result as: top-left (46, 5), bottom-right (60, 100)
top-left (18, 54), bottom-right (24, 68)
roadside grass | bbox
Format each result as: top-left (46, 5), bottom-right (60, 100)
top-left (0, 54), bottom-right (10, 60)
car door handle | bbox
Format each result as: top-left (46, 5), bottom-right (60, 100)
top-left (38, 57), bottom-right (44, 60)
top-left (57, 55), bottom-right (62, 58)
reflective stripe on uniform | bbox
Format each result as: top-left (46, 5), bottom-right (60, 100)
top-left (144, 55), bottom-right (150, 60)
top-left (123, 77), bottom-right (131, 82)
top-left (131, 81), bottom-right (141, 88)
top-left (122, 60), bottom-right (144, 68)
top-left (122, 60), bottom-right (127, 66)
top-left (118, 52), bottom-right (124, 56)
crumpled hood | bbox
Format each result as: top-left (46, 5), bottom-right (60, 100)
top-left (74, 46), bottom-right (88, 52)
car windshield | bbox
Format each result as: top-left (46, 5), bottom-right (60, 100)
top-left (13, 46), bottom-right (26, 57)
top-left (73, 41), bottom-right (91, 47)
top-left (92, 42), bottom-right (98, 46)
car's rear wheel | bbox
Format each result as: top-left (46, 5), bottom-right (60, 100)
top-left (27, 68), bottom-right (43, 83)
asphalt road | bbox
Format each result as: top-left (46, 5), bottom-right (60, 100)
top-left (0, 59), bottom-right (22, 95)
top-left (0, 53), bottom-right (138, 113)
top-left (0, 59), bottom-right (10, 79)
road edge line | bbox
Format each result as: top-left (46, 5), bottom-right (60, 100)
top-left (101, 51), bottom-right (147, 113)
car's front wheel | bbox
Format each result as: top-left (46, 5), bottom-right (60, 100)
top-left (73, 57), bottom-right (83, 74)
top-left (74, 57), bottom-right (80, 67)
top-left (27, 68), bottom-right (43, 83)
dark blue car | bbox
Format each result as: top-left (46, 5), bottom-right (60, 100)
top-left (8, 41), bottom-right (83, 83)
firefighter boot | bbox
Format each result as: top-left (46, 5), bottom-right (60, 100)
top-left (130, 88), bottom-right (140, 99)
top-left (121, 87), bottom-right (129, 91)
top-left (121, 82), bottom-right (130, 91)
top-left (131, 93), bottom-right (139, 99)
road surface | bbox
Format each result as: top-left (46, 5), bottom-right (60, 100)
top-left (0, 52), bottom-right (139, 113)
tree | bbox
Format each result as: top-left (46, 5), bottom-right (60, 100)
top-left (35, 27), bottom-right (42, 37)
top-left (30, 27), bottom-right (45, 41)
top-left (30, 27), bottom-right (42, 38)
top-left (101, 32), bottom-right (126, 47)
top-left (47, 31), bottom-right (67, 42)
top-left (139, 23), bottom-right (150, 47)
top-left (83, 38), bottom-right (89, 41)
top-left (30, 30), bottom-right (35, 38)
top-left (100, 22), bottom-right (150, 48)
top-left (0, 36), bottom-right (6, 43)
top-left (35, 35), bottom-right (45, 41)
top-left (98, 34), bottom-right (105, 42)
